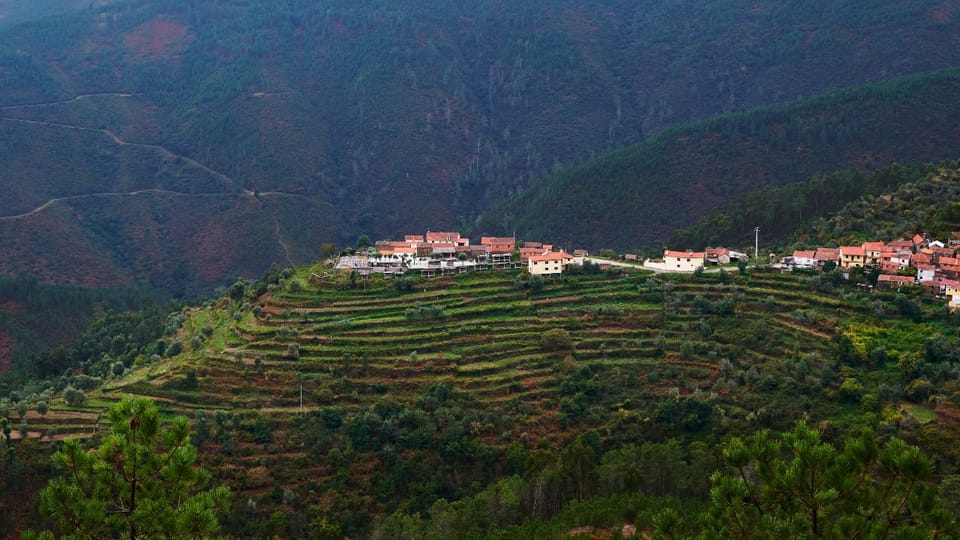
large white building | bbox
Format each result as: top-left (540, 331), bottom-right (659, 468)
top-left (662, 250), bottom-right (706, 272)
top-left (528, 251), bottom-right (573, 275)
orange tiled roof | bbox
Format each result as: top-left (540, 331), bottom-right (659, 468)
top-left (814, 248), bottom-right (839, 260)
top-left (529, 252), bottom-right (573, 262)
top-left (665, 250), bottom-right (705, 259)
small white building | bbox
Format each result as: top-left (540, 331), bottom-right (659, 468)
top-left (916, 264), bottom-right (937, 283)
top-left (791, 250), bottom-right (817, 269)
top-left (663, 250), bottom-right (706, 272)
top-left (528, 251), bottom-right (573, 275)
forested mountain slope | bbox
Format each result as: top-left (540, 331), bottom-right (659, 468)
top-left (0, 0), bottom-right (959, 292)
top-left (480, 70), bottom-right (960, 250)
top-left (8, 264), bottom-right (960, 537)
top-left (666, 162), bottom-right (949, 251)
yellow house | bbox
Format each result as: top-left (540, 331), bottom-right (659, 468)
top-left (528, 252), bottom-right (573, 275)
top-left (663, 250), bottom-right (706, 272)
top-left (946, 282), bottom-right (960, 312)
top-left (861, 241), bottom-right (886, 267)
top-left (839, 246), bottom-right (865, 269)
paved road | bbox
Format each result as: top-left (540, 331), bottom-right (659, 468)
top-left (583, 257), bottom-right (728, 274)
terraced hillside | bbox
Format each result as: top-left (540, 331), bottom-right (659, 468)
top-left (26, 263), bottom-right (944, 537)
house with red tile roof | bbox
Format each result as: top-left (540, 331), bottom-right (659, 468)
top-left (480, 236), bottom-right (516, 253)
top-left (931, 247), bottom-right (956, 262)
top-left (861, 241), bottom-right (885, 267)
top-left (876, 274), bottom-right (915, 291)
top-left (887, 239), bottom-right (914, 251)
top-left (375, 240), bottom-right (418, 255)
top-left (813, 247), bottom-right (839, 266)
top-left (663, 250), bottom-right (706, 272)
top-left (921, 278), bottom-right (955, 295)
top-left (911, 252), bottom-right (933, 267)
top-left (573, 249), bottom-right (589, 257)
top-left (704, 248), bottom-right (727, 264)
top-left (425, 231), bottom-right (469, 246)
top-left (939, 256), bottom-right (959, 276)
top-left (915, 264), bottom-right (937, 283)
top-left (880, 261), bottom-right (901, 275)
top-left (528, 251), bottom-right (573, 275)
top-left (791, 250), bottom-right (817, 269)
top-left (946, 281), bottom-right (960, 312)
top-left (519, 247), bottom-right (548, 261)
top-left (839, 246), bottom-right (865, 269)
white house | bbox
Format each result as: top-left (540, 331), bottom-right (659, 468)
top-left (791, 250), bottom-right (817, 269)
top-left (662, 250), bottom-right (706, 272)
top-left (916, 264), bottom-right (937, 283)
top-left (528, 251), bottom-right (573, 275)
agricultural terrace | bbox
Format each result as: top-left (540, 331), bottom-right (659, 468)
top-left (81, 264), bottom-right (959, 531)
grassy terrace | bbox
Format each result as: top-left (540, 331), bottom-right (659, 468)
top-left (74, 264), bottom-right (955, 526)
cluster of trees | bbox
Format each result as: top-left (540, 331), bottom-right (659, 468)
top-left (27, 396), bottom-right (230, 539)
top-left (482, 69), bottom-right (960, 250)
top-left (373, 422), bottom-right (959, 538)
top-left (668, 162), bottom-right (945, 250)
top-left (0, 276), bottom-right (151, 379)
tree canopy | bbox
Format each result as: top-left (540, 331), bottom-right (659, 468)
top-left (707, 421), bottom-right (956, 538)
top-left (32, 396), bottom-right (230, 539)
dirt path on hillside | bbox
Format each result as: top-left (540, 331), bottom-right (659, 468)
top-left (274, 219), bottom-right (293, 264)
top-left (0, 113), bottom-right (325, 221)
top-left (0, 189), bottom-right (236, 221)
top-left (0, 116), bottom-right (238, 188)
top-left (772, 316), bottom-right (832, 339)
top-left (0, 92), bottom-right (138, 110)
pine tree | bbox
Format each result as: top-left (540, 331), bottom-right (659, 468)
top-left (30, 396), bottom-right (230, 539)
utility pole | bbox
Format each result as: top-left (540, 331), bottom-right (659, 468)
top-left (754, 227), bottom-right (760, 262)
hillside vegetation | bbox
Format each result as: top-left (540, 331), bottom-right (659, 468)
top-left (7, 262), bottom-right (958, 537)
top-left (1, 1), bottom-right (960, 292)
top-left (480, 70), bottom-right (960, 251)
top-left (0, 276), bottom-right (156, 376)
top-left (667, 161), bottom-right (956, 251)
top-left (798, 164), bottom-right (960, 247)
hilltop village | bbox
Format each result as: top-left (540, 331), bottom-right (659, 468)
top-left (334, 229), bottom-right (960, 310)
top-left (778, 233), bottom-right (960, 310)
top-left (643, 233), bottom-right (960, 309)
top-left (335, 231), bottom-right (588, 278)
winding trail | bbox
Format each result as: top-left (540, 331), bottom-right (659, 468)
top-left (0, 116), bottom-right (237, 189)
top-left (0, 92), bottom-right (138, 110)
top-left (0, 189), bottom-right (236, 221)
top-left (0, 93), bottom-right (332, 259)
top-left (274, 219), bottom-right (293, 264)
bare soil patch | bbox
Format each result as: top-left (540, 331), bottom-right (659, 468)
top-left (123, 17), bottom-right (192, 61)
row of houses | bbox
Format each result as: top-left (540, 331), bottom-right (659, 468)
top-left (781, 233), bottom-right (960, 310)
top-left (343, 231), bottom-right (585, 277)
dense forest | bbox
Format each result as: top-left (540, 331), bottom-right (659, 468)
top-left (0, 0), bottom-right (959, 294)
top-left (0, 276), bottom-right (160, 376)
top-left (666, 161), bottom-right (950, 251)
top-left (481, 70), bottom-right (960, 251)
top-left (668, 160), bottom-right (960, 253)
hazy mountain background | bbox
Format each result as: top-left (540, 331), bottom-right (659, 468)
top-left (0, 0), bottom-right (957, 295)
